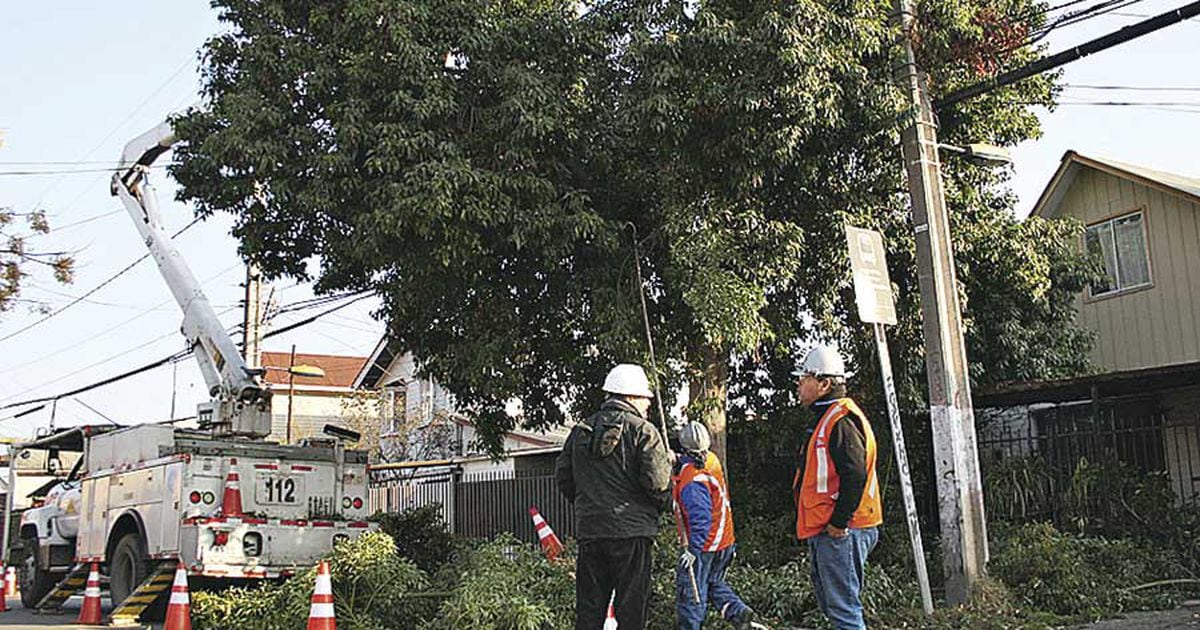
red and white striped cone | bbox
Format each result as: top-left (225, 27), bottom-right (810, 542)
top-left (164, 562), bottom-right (192, 630)
top-left (306, 560), bottom-right (336, 630)
top-left (76, 562), bottom-right (102, 624)
top-left (4, 566), bottom-right (16, 597)
top-left (0, 572), bottom-right (7, 613)
top-left (221, 457), bottom-right (243, 517)
top-left (604, 591), bottom-right (618, 629)
top-left (528, 506), bottom-right (564, 561)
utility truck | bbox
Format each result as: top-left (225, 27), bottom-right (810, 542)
top-left (1, 120), bottom-right (375, 622)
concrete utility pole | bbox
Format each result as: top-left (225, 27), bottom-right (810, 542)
top-left (890, 0), bottom-right (989, 605)
top-left (242, 263), bottom-right (264, 369)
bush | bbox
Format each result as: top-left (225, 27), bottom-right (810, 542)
top-left (191, 531), bottom-right (431, 630)
top-left (989, 522), bottom-right (1191, 621)
top-left (375, 503), bottom-right (459, 574)
top-left (431, 533), bottom-right (576, 630)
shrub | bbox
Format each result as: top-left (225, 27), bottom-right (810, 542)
top-left (191, 531), bottom-right (431, 630)
top-left (430, 533), bottom-right (575, 630)
top-left (990, 522), bottom-right (1191, 621)
top-left (375, 503), bottom-right (460, 574)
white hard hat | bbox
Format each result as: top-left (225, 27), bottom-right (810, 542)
top-left (602, 364), bottom-right (654, 398)
top-left (678, 421), bottom-right (711, 453)
top-left (793, 346), bottom-right (846, 378)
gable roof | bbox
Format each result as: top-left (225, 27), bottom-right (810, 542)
top-left (1031, 151), bottom-right (1200, 219)
top-left (261, 351), bottom-right (368, 388)
top-left (352, 335), bottom-right (404, 389)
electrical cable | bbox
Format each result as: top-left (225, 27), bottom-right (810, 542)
top-left (0, 291), bottom-right (374, 413)
top-left (0, 216), bottom-right (203, 344)
top-left (0, 165), bottom-right (168, 176)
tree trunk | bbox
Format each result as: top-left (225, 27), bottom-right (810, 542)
top-left (689, 344), bottom-right (729, 469)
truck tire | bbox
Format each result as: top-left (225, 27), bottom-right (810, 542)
top-left (109, 533), bottom-right (168, 620)
top-left (19, 537), bottom-right (56, 609)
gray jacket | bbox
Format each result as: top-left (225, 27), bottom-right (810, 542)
top-left (554, 397), bottom-right (672, 539)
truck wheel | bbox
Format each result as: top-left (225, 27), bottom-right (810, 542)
top-left (109, 533), bottom-right (168, 621)
top-left (19, 537), bottom-right (56, 608)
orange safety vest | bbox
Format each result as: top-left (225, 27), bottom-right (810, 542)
top-left (672, 451), bottom-right (736, 552)
top-left (793, 398), bottom-right (882, 539)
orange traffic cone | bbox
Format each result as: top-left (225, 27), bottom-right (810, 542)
top-left (604, 591), bottom-right (618, 629)
top-left (221, 458), bottom-right (243, 517)
top-left (4, 566), bottom-right (15, 597)
top-left (164, 562), bottom-right (192, 630)
top-left (76, 562), bottom-right (102, 624)
top-left (528, 506), bottom-right (564, 561)
top-left (306, 560), bottom-right (336, 630)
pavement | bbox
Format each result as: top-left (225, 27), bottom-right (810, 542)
top-left (0, 595), bottom-right (159, 629)
top-left (1078, 607), bottom-right (1200, 629)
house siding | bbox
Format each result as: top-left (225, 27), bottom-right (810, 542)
top-left (1056, 168), bottom-right (1200, 373)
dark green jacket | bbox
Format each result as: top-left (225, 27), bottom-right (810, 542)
top-left (554, 397), bottom-right (672, 539)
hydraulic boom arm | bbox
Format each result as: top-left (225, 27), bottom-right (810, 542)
top-left (111, 121), bottom-right (272, 437)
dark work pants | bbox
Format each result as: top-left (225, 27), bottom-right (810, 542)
top-left (576, 536), bottom-right (653, 630)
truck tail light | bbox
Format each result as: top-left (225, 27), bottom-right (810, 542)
top-left (342, 497), bottom-right (352, 509)
top-left (214, 531), bottom-right (229, 547)
top-left (203, 491), bottom-right (215, 504)
top-left (352, 497), bottom-right (363, 509)
top-left (189, 491), bottom-right (202, 504)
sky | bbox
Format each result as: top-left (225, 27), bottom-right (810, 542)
top-left (1, 1), bottom-right (1198, 438)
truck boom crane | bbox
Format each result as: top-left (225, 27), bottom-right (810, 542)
top-left (111, 121), bottom-right (272, 438)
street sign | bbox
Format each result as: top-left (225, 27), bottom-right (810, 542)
top-left (844, 223), bottom-right (933, 615)
top-left (844, 225), bottom-right (897, 326)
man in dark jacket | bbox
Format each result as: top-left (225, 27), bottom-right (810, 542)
top-left (555, 363), bottom-right (672, 630)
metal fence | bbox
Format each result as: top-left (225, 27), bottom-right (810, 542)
top-left (369, 467), bottom-right (575, 544)
top-left (977, 401), bottom-right (1200, 518)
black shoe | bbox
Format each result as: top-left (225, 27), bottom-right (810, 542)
top-left (732, 608), bottom-right (760, 629)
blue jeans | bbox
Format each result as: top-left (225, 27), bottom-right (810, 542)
top-left (676, 545), bottom-right (749, 629)
top-left (808, 527), bottom-right (879, 630)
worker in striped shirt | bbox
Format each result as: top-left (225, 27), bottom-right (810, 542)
top-left (672, 421), bottom-right (758, 629)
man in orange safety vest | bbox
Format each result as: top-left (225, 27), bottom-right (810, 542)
top-left (792, 346), bottom-right (881, 630)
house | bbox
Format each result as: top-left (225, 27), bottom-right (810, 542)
top-left (352, 336), bottom-right (570, 463)
top-left (259, 350), bottom-right (369, 444)
top-left (976, 152), bottom-right (1200, 500)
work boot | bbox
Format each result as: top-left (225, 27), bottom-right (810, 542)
top-left (733, 608), bottom-right (767, 629)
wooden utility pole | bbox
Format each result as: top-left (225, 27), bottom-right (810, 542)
top-left (891, 0), bottom-right (989, 605)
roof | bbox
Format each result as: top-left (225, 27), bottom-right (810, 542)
top-left (1032, 151), bottom-right (1200, 219)
top-left (260, 352), bottom-right (368, 389)
top-left (352, 336), bottom-right (403, 389)
top-left (975, 361), bottom-right (1200, 407)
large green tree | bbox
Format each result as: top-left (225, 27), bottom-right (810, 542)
top-left (173, 0), bottom-right (1098, 458)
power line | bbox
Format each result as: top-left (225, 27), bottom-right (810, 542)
top-left (1064, 83), bottom-right (1200, 91)
top-left (0, 217), bottom-right (203, 344)
top-left (937, 0), bottom-right (1200, 109)
top-left (0, 292), bottom-right (375, 412)
top-left (0, 165), bottom-right (168, 176)
top-left (0, 264), bottom-right (243, 377)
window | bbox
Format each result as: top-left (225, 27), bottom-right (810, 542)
top-left (1084, 211), bottom-right (1151, 297)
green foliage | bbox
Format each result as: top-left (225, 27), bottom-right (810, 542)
top-left (983, 454), bottom-right (1179, 538)
top-left (174, 0), bottom-right (1095, 454)
top-left (433, 533), bottom-right (575, 630)
top-left (375, 503), bottom-right (459, 574)
top-left (191, 531), bottom-right (431, 630)
top-left (990, 522), bottom-right (1192, 620)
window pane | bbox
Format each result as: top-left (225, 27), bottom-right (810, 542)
top-left (1086, 222), bottom-right (1118, 294)
top-left (1114, 213), bottom-right (1150, 288)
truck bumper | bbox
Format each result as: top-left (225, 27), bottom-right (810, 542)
top-left (178, 516), bottom-right (378, 578)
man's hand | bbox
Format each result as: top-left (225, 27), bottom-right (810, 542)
top-left (678, 549), bottom-right (698, 572)
top-left (824, 524), bottom-right (849, 538)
